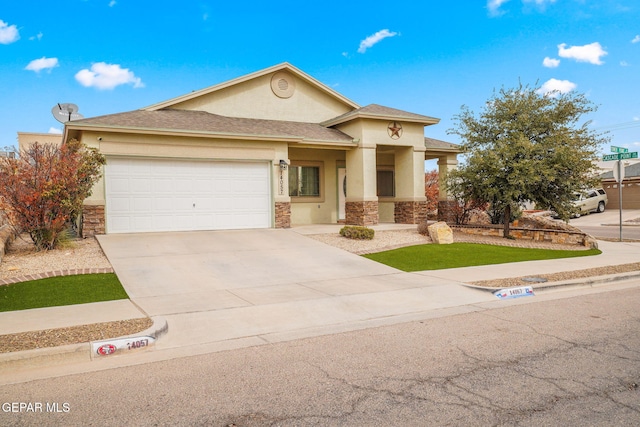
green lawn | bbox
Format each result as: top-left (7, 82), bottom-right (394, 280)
top-left (363, 243), bottom-right (601, 272)
top-left (0, 273), bottom-right (128, 312)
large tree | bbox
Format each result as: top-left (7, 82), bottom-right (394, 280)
top-left (0, 139), bottom-right (105, 250)
top-left (447, 84), bottom-right (608, 236)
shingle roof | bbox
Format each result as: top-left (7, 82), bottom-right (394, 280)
top-left (322, 103), bottom-right (439, 127)
top-left (70, 109), bottom-right (355, 143)
top-left (424, 137), bottom-right (461, 152)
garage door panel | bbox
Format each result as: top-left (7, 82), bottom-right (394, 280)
top-left (105, 158), bottom-right (271, 233)
top-left (133, 197), bottom-right (153, 212)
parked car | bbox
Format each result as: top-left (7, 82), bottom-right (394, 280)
top-left (572, 188), bottom-right (608, 217)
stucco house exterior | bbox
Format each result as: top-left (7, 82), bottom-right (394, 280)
top-left (62, 63), bottom-right (460, 235)
top-left (17, 132), bottom-right (63, 151)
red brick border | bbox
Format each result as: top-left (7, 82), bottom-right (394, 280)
top-left (0, 267), bottom-right (115, 286)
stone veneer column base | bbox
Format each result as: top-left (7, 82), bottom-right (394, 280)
top-left (275, 202), bottom-right (291, 228)
top-left (345, 201), bottom-right (378, 226)
top-left (437, 200), bottom-right (458, 224)
top-left (394, 201), bottom-right (428, 224)
top-left (82, 205), bottom-right (105, 237)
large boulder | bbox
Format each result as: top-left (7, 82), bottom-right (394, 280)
top-left (428, 221), bottom-right (454, 244)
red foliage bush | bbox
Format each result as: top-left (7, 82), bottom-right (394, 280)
top-left (0, 139), bottom-right (105, 250)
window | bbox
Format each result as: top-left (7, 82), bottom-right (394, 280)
top-left (289, 164), bottom-right (320, 197)
top-left (377, 170), bottom-right (395, 197)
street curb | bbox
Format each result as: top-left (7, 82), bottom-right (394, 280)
top-left (462, 271), bottom-right (640, 292)
top-left (0, 316), bottom-right (168, 374)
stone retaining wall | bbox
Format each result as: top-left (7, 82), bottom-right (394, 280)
top-left (451, 224), bottom-right (597, 248)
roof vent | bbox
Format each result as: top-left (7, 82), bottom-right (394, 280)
top-left (271, 72), bottom-right (295, 99)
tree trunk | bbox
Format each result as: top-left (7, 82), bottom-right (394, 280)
top-left (503, 205), bottom-right (511, 238)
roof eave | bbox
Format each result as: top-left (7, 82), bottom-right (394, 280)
top-left (65, 123), bottom-right (354, 145)
top-left (322, 112), bottom-right (440, 128)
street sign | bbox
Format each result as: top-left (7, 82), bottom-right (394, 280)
top-left (611, 146), bottom-right (629, 153)
top-left (619, 151), bottom-right (638, 160)
top-left (602, 152), bottom-right (638, 161)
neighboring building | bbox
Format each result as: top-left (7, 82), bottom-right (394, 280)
top-left (601, 162), bottom-right (640, 209)
top-left (17, 132), bottom-right (63, 151)
top-left (63, 63), bottom-right (461, 236)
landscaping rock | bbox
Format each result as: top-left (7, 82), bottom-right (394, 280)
top-left (428, 221), bottom-right (454, 244)
top-left (0, 224), bottom-right (16, 265)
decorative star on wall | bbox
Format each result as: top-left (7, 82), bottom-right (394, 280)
top-left (387, 121), bottom-right (403, 139)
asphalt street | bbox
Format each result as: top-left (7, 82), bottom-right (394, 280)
top-left (568, 209), bottom-right (640, 241)
top-left (1, 280), bottom-right (639, 426)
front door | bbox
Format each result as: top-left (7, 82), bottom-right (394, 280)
top-left (338, 167), bottom-right (346, 221)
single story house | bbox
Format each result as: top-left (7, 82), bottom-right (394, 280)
top-left (63, 63), bottom-right (460, 235)
top-left (601, 162), bottom-right (640, 209)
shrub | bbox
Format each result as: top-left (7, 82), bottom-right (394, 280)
top-left (0, 139), bottom-right (105, 250)
top-left (339, 225), bottom-right (375, 240)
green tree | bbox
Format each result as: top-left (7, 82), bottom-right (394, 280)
top-left (447, 84), bottom-right (608, 236)
top-left (0, 139), bottom-right (105, 250)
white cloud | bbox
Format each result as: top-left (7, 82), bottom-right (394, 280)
top-left (357, 29), bottom-right (397, 54)
top-left (29, 32), bottom-right (43, 41)
top-left (558, 42), bottom-right (607, 65)
top-left (542, 57), bottom-right (560, 68)
top-left (487, 0), bottom-right (510, 16)
top-left (48, 127), bottom-right (63, 134)
top-left (537, 78), bottom-right (577, 97)
top-left (109, 0), bottom-right (116, 6)
top-left (75, 62), bottom-right (144, 90)
top-left (0, 19), bottom-right (19, 44)
top-left (632, 35), bottom-right (640, 44)
top-left (25, 57), bottom-right (59, 72)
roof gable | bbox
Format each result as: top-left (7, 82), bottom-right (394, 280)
top-left (143, 63), bottom-right (359, 124)
top-left (322, 103), bottom-right (440, 127)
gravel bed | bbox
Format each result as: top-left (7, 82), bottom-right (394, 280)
top-left (0, 318), bottom-right (153, 354)
top-left (471, 262), bottom-right (640, 289)
top-left (0, 234), bottom-right (112, 280)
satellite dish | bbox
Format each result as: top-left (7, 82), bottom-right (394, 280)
top-left (51, 103), bottom-right (84, 123)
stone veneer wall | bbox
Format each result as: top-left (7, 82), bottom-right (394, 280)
top-left (451, 224), bottom-right (597, 248)
top-left (394, 201), bottom-right (428, 224)
top-left (437, 200), bottom-right (458, 223)
top-left (345, 201), bottom-right (378, 226)
top-left (82, 205), bottom-right (105, 237)
top-left (275, 202), bottom-right (291, 228)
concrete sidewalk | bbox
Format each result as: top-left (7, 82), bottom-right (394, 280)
top-left (1, 230), bottom-right (639, 380)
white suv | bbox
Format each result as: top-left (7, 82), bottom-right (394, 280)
top-left (573, 188), bottom-right (608, 217)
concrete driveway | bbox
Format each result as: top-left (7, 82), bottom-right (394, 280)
top-left (97, 229), bottom-right (493, 354)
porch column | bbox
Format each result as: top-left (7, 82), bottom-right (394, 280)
top-left (394, 146), bottom-right (428, 224)
top-left (345, 143), bottom-right (378, 226)
top-left (274, 150), bottom-right (291, 228)
top-left (437, 154), bottom-right (458, 223)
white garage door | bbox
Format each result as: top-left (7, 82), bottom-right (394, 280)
top-left (105, 158), bottom-right (271, 233)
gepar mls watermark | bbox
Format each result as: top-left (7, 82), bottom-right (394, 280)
top-left (2, 402), bottom-right (70, 413)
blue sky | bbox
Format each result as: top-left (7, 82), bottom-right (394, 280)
top-left (1, 0), bottom-right (639, 159)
